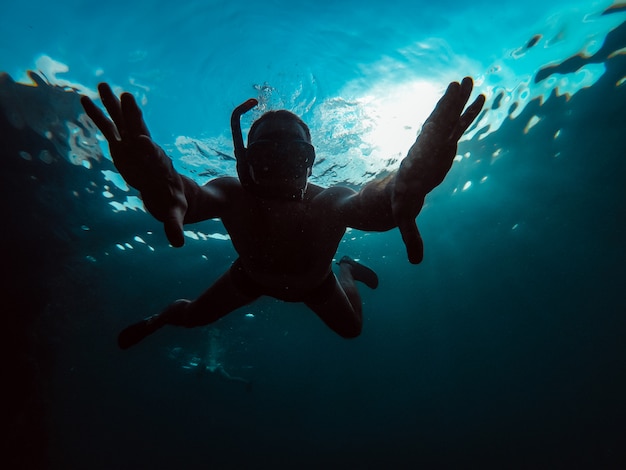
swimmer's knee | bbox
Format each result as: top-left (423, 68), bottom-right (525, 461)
top-left (336, 322), bottom-right (362, 339)
top-left (306, 300), bottom-right (362, 338)
top-left (340, 330), bottom-right (361, 339)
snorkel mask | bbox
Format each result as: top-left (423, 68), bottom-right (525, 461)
top-left (231, 99), bottom-right (316, 201)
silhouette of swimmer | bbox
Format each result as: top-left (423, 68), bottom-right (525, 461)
top-left (81, 77), bottom-right (484, 348)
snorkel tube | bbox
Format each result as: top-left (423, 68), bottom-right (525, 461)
top-left (231, 98), bottom-right (258, 190)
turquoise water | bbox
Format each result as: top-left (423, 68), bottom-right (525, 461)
top-left (2, 1), bottom-right (626, 468)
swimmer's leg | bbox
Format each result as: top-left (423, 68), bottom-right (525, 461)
top-left (305, 257), bottom-right (378, 339)
top-left (118, 267), bottom-right (259, 349)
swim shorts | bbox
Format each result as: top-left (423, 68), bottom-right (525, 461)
top-left (229, 258), bottom-right (338, 303)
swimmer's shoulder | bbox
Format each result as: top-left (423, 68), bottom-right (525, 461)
top-left (307, 183), bottom-right (356, 204)
top-left (201, 176), bottom-right (247, 197)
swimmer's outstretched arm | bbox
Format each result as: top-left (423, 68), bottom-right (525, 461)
top-left (393, 77), bottom-right (484, 263)
top-left (81, 84), bottom-right (226, 246)
top-left (331, 77), bottom-right (485, 263)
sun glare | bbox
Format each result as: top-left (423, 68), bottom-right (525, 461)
top-left (360, 80), bottom-right (443, 164)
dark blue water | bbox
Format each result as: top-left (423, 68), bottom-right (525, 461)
top-left (3, 3), bottom-right (626, 469)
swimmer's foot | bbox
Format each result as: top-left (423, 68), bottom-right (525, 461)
top-left (117, 299), bottom-right (190, 350)
top-left (337, 256), bottom-right (379, 289)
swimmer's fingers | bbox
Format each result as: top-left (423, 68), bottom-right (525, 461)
top-left (425, 77), bottom-right (483, 141)
top-left (454, 93), bottom-right (485, 141)
top-left (423, 79), bottom-right (463, 133)
top-left (82, 83), bottom-right (153, 143)
top-left (121, 92), bottom-right (151, 138)
top-left (446, 77), bottom-right (484, 140)
top-left (81, 94), bottom-right (120, 142)
top-left (457, 76), bottom-right (474, 113)
top-left (450, 77), bottom-right (474, 121)
top-left (97, 83), bottom-right (126, 137)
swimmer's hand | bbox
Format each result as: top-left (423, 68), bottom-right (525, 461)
top-left (81, 84), bottom-right (187, 247)
top-left (393, 77), bottom-right (485, 264)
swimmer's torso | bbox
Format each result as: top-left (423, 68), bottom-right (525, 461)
top-left (218, 180), bottom-right (348, 290)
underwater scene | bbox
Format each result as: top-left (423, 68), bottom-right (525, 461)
top-left (2, 0), bottom-right (626, 468)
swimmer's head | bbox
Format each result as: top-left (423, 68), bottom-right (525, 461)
top-left (231, 101), bottom-right (315, 201)
top-left (245, 111), bottom-right (315, 200)
top-left (247, 110), bottom-right (311, 143)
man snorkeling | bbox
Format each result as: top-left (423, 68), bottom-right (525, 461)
top-left (81, 77), bottom-right (484, 349)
